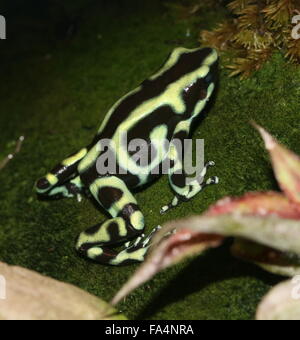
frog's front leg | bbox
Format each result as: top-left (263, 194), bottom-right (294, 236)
top-left (35, 148), bottom-right (88, 198)
top-left (161, 135), bottom-right (218, 214)
top-left (76, 176), bottom-right (154, 265)
top-left (42, 175), bottom-right (85, 201)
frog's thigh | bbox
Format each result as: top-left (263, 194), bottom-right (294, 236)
top-left (76, 176), bottom-right (146, 265)
top-left (35, 148), bottom-right (88, 195)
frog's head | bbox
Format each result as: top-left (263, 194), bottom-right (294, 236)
top-left (167, 47), bottom-right (218, 80)
top-left (153, 47), bottom-right (218, 116)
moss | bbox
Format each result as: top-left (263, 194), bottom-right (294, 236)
top-left (0, 0), bottom-right (296, 319)
top-left (200, 0), bottom-right (300, 78)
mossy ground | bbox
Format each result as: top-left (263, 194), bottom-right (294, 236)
top-left (0, 0), bottom-right (298, 320)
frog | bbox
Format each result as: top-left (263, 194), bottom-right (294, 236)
top-left (35, 46), bottom-right (219, 266)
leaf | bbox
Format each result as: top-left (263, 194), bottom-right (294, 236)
top-left (111, 124), bottom-right (300, 308)
top-left (231, 239), bottom-right (300, 277)
top-left (262, 0), bottom-right (294, 28)
top-left (164, 214), bottom-right (300, 258)
top-left (206, 191), bottom-right (300, 220)
top-left (286, 35), bottom-right (300, 63)
top-left (237, 4), bottom-right (261, 30)
top-left (227, 49), bottom-right (272, 79)
top-left (256, 279), bottom-right (300, 320)
top-left (227, 0), bottom-right (256, 15)
top-left (255, 124), bottom-right (300, 205)
top-left (198, 0), bottom-right (299, 79)
top-left (234, 29), bottom-right (273, 49)
top-left (0, 262), bottom-right (126, 320)
top-left (258, 262), bottom-right (300, 277)
top-left (111, 230), bottom-right (223, 306)
top-left (207, 191), bottom-right (300, 276)
top-left (112, 213), bottom-right (300, 305)
top-left (200, 21), bottom-right (237, 51)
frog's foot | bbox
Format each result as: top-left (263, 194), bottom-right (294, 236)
top-left (78, 239), bottom-right (151, 266)
top-left (37, 176), bottom-right (84, 200)
top-left (114, 225), bottom-right (172, 265)
top-left (77, 224), bottom-right (163, 266)
top-left (124, 225), bottom-right (162, 249)
top-left (160, 196), bottom-right (182, 215)
top-left (196, 162), bottom-right (219, 196)
top-left (35, 148), bottom-right (88, 196)
top-left (161, 161), bottom-right (219, 215)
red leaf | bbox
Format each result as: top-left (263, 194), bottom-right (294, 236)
top-left (206, 191), bottom-right (300, 220)
top-left (111, 229), bottom-right (223, 306)
top-left (255, 124), bottom-right (300, 205)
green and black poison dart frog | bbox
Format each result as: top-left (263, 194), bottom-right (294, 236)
top-left (35, 47), bottom-right (219, 265)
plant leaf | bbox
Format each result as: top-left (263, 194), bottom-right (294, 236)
top-left (112, 213), bottom-right (300, 305)
top-left (255, 124), bottom-right (300, 205)
top-left (112, 125), bottom-right (300, 307)
top-left (231, 239), bottom-right (300, 277)
top-left (0, 262), bottom-right (126, 320)
top-left (111, 230), bottom-right (223, 306)
top-left (207, 191), bottom-right (300, 276)
top-left (256, 279), bottom-right (300, 320)
top-left (206, 191), bottom-right (300, 219)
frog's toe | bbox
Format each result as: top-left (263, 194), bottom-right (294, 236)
top-left (207, 176), bottom-right (219, 185)
top-left (160, 196), bottom-right (181, 215)
top-left (125, 225), bottom-right (162, 250)
top-left (201, 175), bottom-right (219, 187)
top-left (141, 226), bottom-right (162, 247)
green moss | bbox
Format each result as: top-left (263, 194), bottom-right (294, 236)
top-left (0, 0), bottom-right (295, 319)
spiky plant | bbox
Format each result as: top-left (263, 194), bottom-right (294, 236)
top-left (200, 0), bottom-right (300, 78)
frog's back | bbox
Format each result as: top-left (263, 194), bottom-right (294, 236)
top-left (95, 46), bottom-right (217, 142)
top-left (78, 46), bottom-right (218, 188)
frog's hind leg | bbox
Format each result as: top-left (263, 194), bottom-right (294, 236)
top-left (76, 176), bottom-right (155, 265)
top-left (35, 148), bottom-right (88, 198)
top-left (161, 136), bottom-right (219, 214)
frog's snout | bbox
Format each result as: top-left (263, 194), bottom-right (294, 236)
top-left (36, 177), bottom-right (51, 191)
top-left (76, 242), bottom-right (93, 259)
top-left (75, 234), bottom-right (88, 254)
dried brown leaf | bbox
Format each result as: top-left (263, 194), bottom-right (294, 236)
top-left (256, 278), bottom-right (300, 320)
top-left (0, 262), bottom-right (126, 320)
